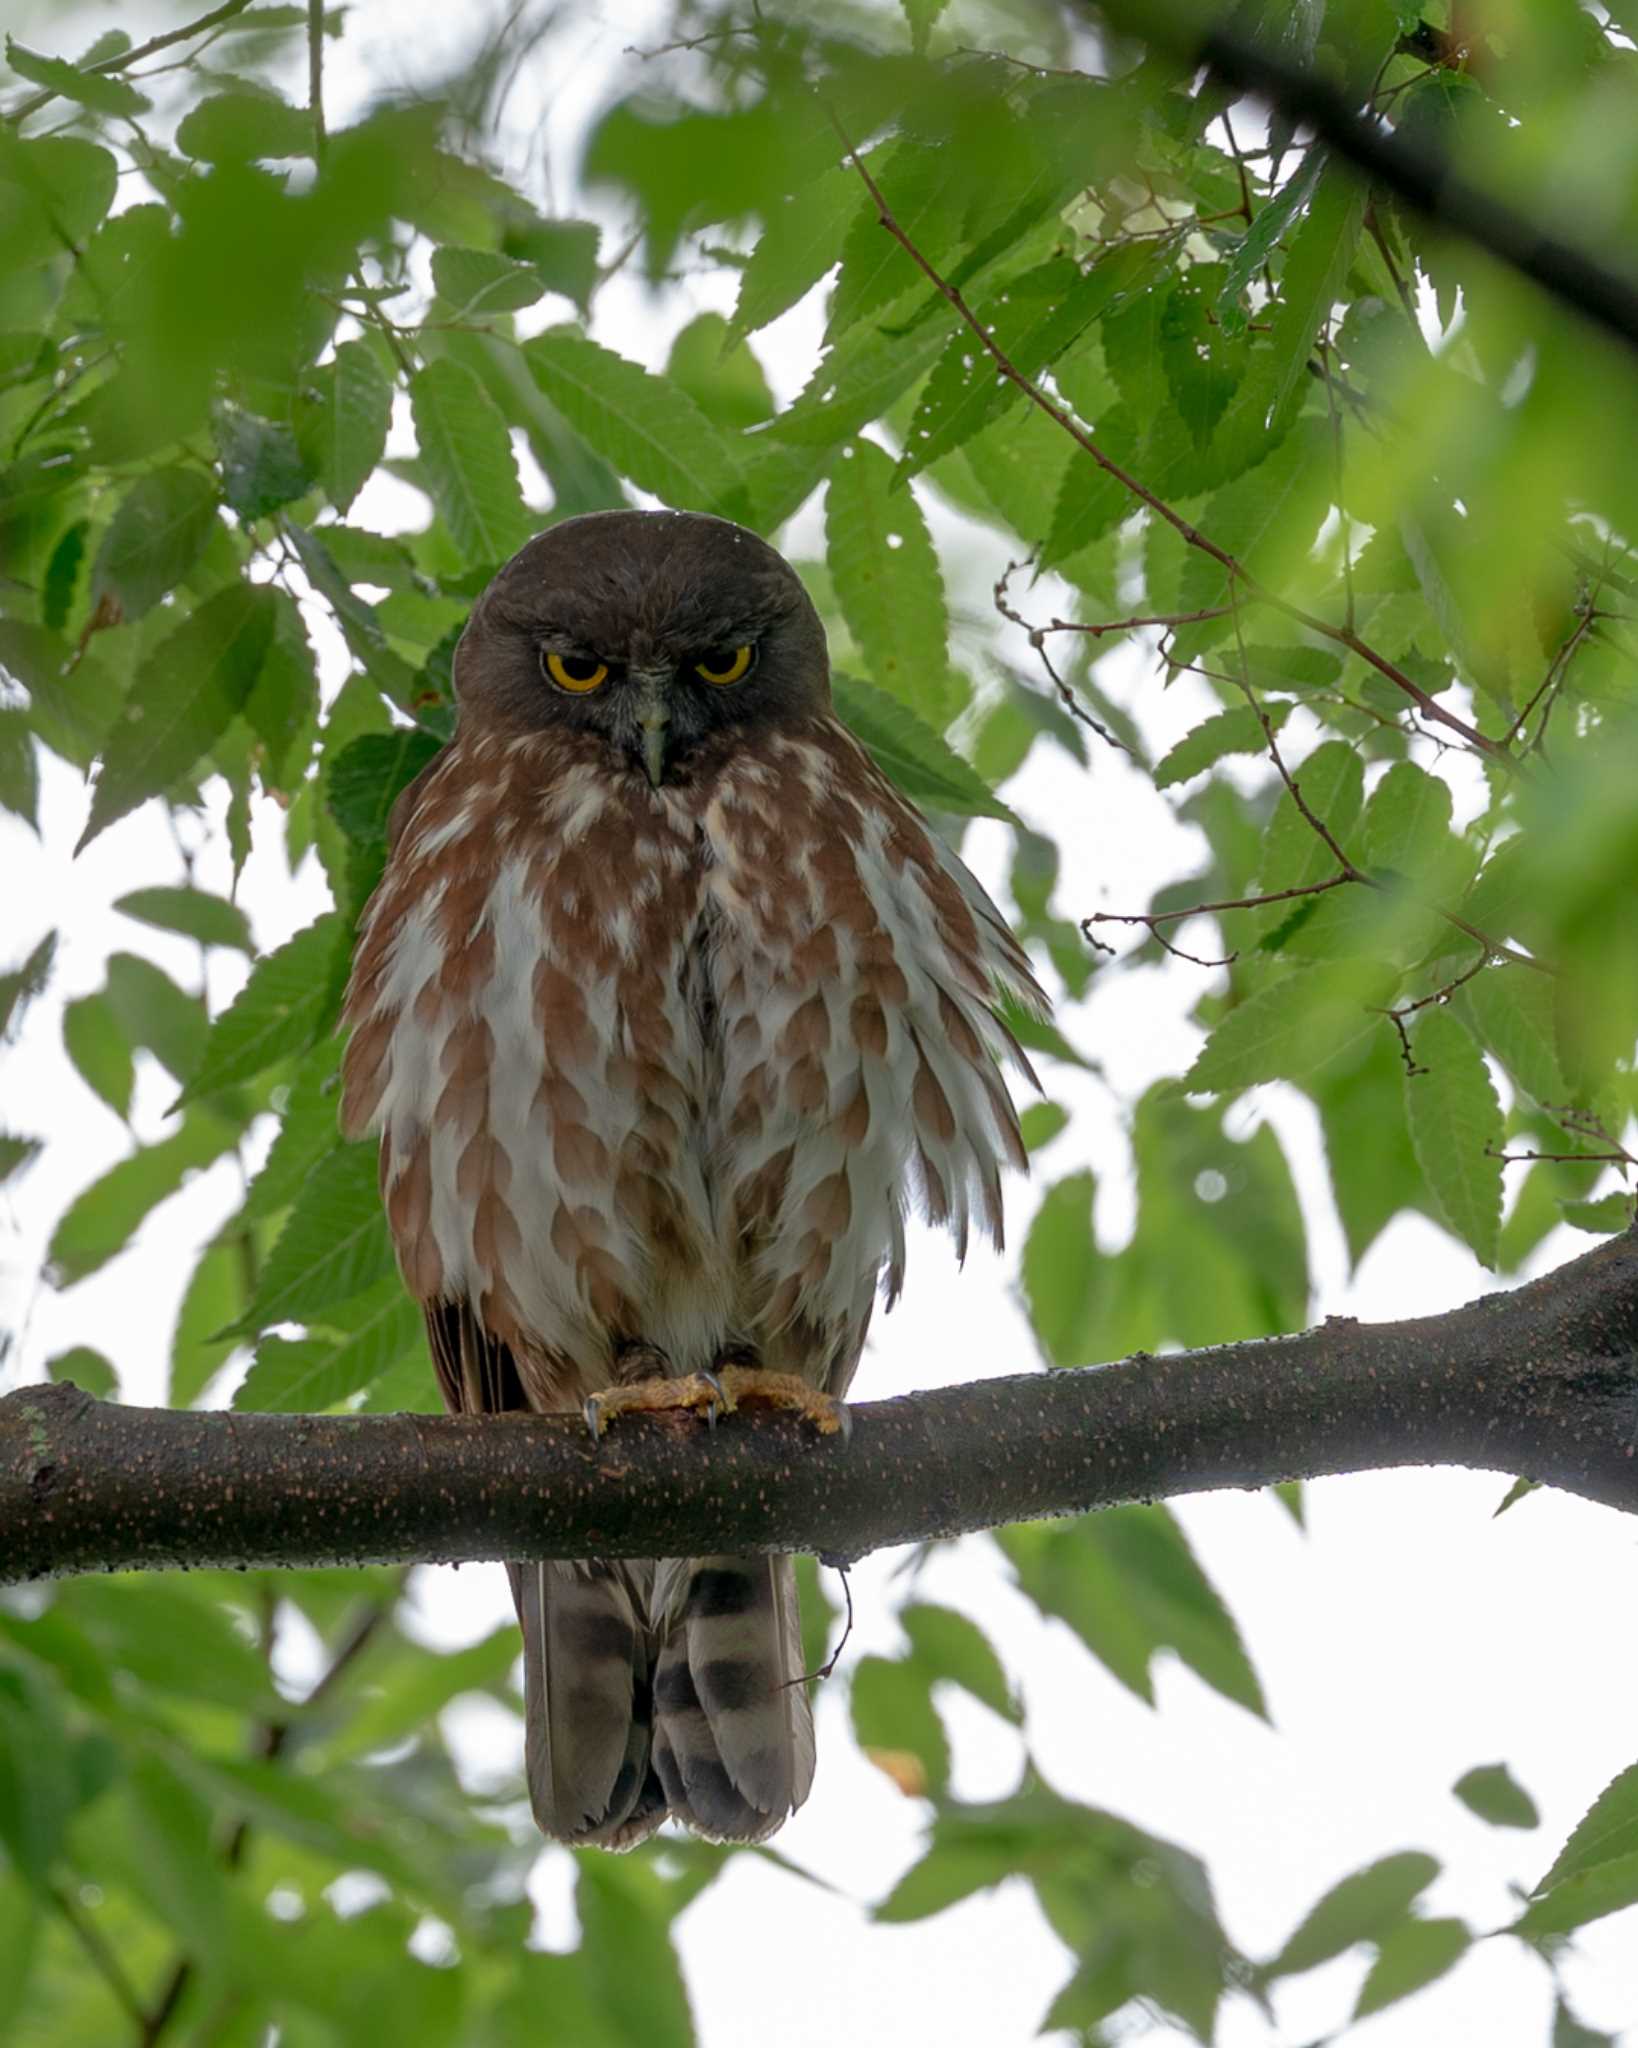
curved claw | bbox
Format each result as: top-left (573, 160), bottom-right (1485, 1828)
top-left (583, 1394), bottom-right (604, 1441)
top-left (699, 1369), bottom-right (727, 1430)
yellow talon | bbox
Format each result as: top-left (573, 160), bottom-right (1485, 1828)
top-left (715, 1365), bottom-right (850, 1437)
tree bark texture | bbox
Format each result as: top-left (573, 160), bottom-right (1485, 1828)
top-left (4, 1230), bottom-right (1638, 1586)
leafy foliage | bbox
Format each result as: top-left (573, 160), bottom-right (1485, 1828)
top-left (5, 0), bottom-right (1638, 2042)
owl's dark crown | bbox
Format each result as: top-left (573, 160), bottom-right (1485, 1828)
top-left (452, 510), bottom-right (831, 786)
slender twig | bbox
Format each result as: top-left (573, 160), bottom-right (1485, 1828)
top-left (1489, 1147), bottom-right (1632, 1166)
top-left (6, 0), bottom-right (259, 124)
top-left (1082, 872), bottom-right (1353, 966)
top-left (832, 114), bottom-right (1510, 764)
top-left (992, 561), bottom-right (1133, 755)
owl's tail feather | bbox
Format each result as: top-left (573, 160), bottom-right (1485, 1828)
top-left (507, 1559), bottom-right (668, 1851)
top-left (650, 1555), bottom-right (816, 1843)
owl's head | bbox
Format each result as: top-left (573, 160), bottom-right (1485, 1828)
top-left (452, 509), bottom-right (830, 786)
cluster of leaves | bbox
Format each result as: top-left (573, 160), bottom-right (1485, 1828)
top-left (4, 0), bottom-right (1638, 2040)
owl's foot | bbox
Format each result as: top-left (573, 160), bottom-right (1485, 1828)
top-left (714, 1365), bottom-right (851, 1439)
top-left (584, 1370), bottom-right (727, 1440)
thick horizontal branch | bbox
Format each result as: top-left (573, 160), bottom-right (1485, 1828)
top-left (5, 1231), bottom-right (1638, 1583)
top-left (1095, 1), bottom-right (1638, 357)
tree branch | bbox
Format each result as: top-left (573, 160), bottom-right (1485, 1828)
top-left (5, 1231), bottom-right (1638, 1583)
top-left (1092, 1), bottom-right (1638, 359)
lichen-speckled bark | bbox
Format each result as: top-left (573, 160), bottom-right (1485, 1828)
top-left (4, 1228), bottom-right (1638, 1586)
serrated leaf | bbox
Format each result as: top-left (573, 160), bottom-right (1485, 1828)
top-left (769, 311), bottom-right (955, 449)
top-left (431, 244), bottom-right (546, 316)
top-left (1215, 149), bottom-right (1324, 336)
top-left (114, 885), bottom-right (252, 954)
top-left (326, 729), bottom-right (442, 844)
top-left (1363, 759), bottom-right (1454, 873)
top-left (1172, 422), bottom-right (1332, 661)
top-left (1263, 162), bottom-right (1365, 418)
top-left (1457, 965), bottom-right (1565, 1108)
top-left (174, 87), bottom-right (311, 161)
top-left (1183, 962), bottom-right (1392, 1095)
top-left (228, 1141), bottom-right (395, 1334)
top-left (5, 37), bottom-right (149, 115)
top-left (1263, 1851), bottom-right (1441, 1979)
top-left (179, 913), bottom-right (349, 1104)
top-left (1536, 1759), bottom-right (1638, 1897)
top-left (1405, 1006), bottom-right (1504, 1265)
top-left (77, 584), bottom-right (277, 852)
top-left (830, 674), bottom-right (1012, 821)
top-left (1560, 1193), bottom-right (1635, 1235)
top-left (90, 467), bottom-right (219, 622)
top-left (731, 164), bottom-right (861, 338)
top-left (523, 329), bottom-right (744, 516)
top-left (236, 1276), bottom-right (421, 1411)
top-left (1154, 702), bottom-right (1290, 789)
top-left (409, 358), bottom-right (531, 568)
top-left (104, 952), bottom-right (206, 1085)
top-left (46, 1112), bottom-right (238, 1286)
top-left (826, 441), bottom-right (955, 720)
top-left (299, 340), bottom-right (393, 516)
top-left (1352, 1917), bottom-right (1470, 2017)
top-left (1453, 1763), bottom-right (1539, 1829)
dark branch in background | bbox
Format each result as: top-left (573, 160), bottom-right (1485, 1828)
top-left (1089, 2), bottom-right (1638, 360)
top-left (5, 1230), bottom-right (1638, 1584)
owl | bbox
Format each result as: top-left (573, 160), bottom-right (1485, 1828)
top-left (339, 509), bottom-right (1045, 1848)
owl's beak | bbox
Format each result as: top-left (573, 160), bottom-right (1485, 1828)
top-left (632, 676), bottom-right (669, 788)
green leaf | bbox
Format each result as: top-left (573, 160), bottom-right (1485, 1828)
top-left (409, 358), bottom-right (531, 568)
top-left (1172, 422), bottom-right (1333, 660)
top-left (1514, 1851), bottom-right (1638, 1940)
top-left (830, 674), bottom-right (1013, 821)
top-left (523, 328), bottom-right (745, 517)
top-left (299, 340), bottom-right (393, 516)
top-left (327, 729), bottom-right (442, 843)
top-left (826, 441), bottom-right (955, 721)
top-left (827, 139), bottom-right (968, 342)
top-left (228, 1141), bottom-right (395, 1334)
top-left (0, 1670), bottom-right (80, 1886)
top-left (1536, 1759), bottom-right (1638, 1897)
top-left (46, 1111), bottom-right (238, 1285)
top-left (1353, 1917), bottom-right (1471, 2018)
top-left (5, 37), bottom-right (149, 116)
top-left (1019, 1102), bottom-right (1069, 1152)
top-left (1023, 1170), bottom-right (1101, 1366)
top-left (0, 1136), bottom-right (42, 1186)
top-left (431, 244), bottom-right (545, 315)
top-left (0, 931), bottom-right (56, 1039)
top-left (1154, 702), bottom-right (1291, 789)
top-left (170, 1235), bottom-right (245, 1407)
top-left (235, 1276), bottom-right (422, 1411)
top-left (1263, 1851), bottom-right (1441, 1979)
top-left (1001, 1507), bottom-right (1265, 1716)
top-left (850, 1654), bottom-right (949, 1796)
top-left (731, 163), bottom-right (861, 338)
top-left (1183, 962), bottom-right (1392, 1095)
top-left (104, 953), bottom-right (206, 1084)
top-left (114, 885), bottom-right (253, 954)
top-left (89, 467), bottom-right (220, 623)
top-left (1561, 1192), bottom-right (1635, 1235)
top-left (180, 912), bottom-right (349, 1104)
top-left (62, 989), bottom-right (134, 1119)
top-left (1554, 1999), bottom-right (1619, 2048)
top-left (175, 87), bottom-right (312, 162)
top-left (575, 1859), bottom-right (697, 2048)
top-left (1453, 1763), bottom-right (1539, 1829)
top-left (901, 1603), bottom-right (1018, 1722)
top-left (1457, 965), bottom-right (1566, 1109)
top-left (1215, 150), bottom-right (1324, 336)
top-left (213, 406), bottom-right (312, 521)
top-left (1405, 1006), bottom-right (1504, 1266)
top-left (45, 1346), bottom-right (117, 1399)
top-left (1262, 162), bottom-right (1366, 419)
top-left (0, 710), bottom-right (38, 831)
top-left (77, 583), bottom-right (277, 852)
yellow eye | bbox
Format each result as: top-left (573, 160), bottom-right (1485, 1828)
top-left (695, 644), bottom-right (755, 687)
top-left (544, 651), bottom-right (609, 693)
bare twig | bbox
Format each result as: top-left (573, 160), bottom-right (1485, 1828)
top-left (6, 0), bottom-right (259, 124)
top-left (832, 114), bottom-right (1509, 763)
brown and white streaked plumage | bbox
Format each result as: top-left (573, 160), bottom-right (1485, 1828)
top-left (340, 509), bottom-right (1045, 1848)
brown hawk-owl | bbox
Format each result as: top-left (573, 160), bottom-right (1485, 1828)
top-left (340, 509), bottom-right (1044, 1848)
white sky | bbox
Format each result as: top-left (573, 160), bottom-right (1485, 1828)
top-left (3, 1), bottom-right (1637, 2042)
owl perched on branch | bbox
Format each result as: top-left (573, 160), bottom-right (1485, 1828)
top-left (340, 510), bottom-right (1044, 1848)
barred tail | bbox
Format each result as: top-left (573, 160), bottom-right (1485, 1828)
top-left (507, 1559), bottom-right (667, 1851)
top-left (650, 1555), bottom-right (816, 1844)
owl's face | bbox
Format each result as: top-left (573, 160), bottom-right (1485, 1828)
top-left (452, 510), bottom-right (831, 787)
